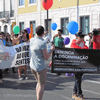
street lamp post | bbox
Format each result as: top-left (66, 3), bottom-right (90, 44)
top-left (44, 0), bottom-right (48, 32)
top-left (46, 10), bottom-right (48, 32)
top-left (77, 0), bottom-right (79, 25)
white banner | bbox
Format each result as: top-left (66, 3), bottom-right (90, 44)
top-left (0, 41), bottom-right (30, 69)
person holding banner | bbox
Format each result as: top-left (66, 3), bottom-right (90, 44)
top-left (11, 29), bottom-right (29, 80)
top-left (17, 29), bottom-right (29, 80)
top-left (71, 31), bottom-right (88, 100)
top-left (5, 34), bottom-right (17, 73)
top-left (4, 34), bottom-right (12, 73)
top-left (30, 26), bottom-right (55, 100)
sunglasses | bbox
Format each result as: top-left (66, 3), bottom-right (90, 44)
top-left (22, 32), bottom-right (25, 34)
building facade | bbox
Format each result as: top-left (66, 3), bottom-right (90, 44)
top-left (7, 0), bottom-right (100, 47)
top-left (0, 0), bottom-right (17, 34)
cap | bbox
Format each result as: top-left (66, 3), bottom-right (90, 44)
top-left (93, 29), bottom-right (99, 36)
top-left (76, 32), bottom-right (86, 37)
top-left (93, 29), bottom-right (98, 32)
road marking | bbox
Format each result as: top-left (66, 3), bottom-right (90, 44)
top-left (46, 80), bottom-right (57, 84)
top-left (84, 80), bottom-right (100, 84)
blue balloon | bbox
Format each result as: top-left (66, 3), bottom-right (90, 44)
top-left (63, 37), bottom-right (70, 45)
top-left (67, 21), bottom-right (79, 35)
top-left (51, 23), bottom-right (57, 30)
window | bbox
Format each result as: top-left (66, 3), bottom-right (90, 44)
top-left (80, 16), bottom-right (90, 34)
top-left (4, 25), bottom-right (8, 34)
top-left (29, 0), bottom-right (36, 3)
top-left (19, 0), bottom-right (24, 6)
top-left (30, 21), bottom-right (36, 35)
top-left (61, 17), bottom-right (69, 35)
top-left (19, 22), bottom-right (24, 34)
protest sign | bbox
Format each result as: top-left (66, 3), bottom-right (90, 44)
top-left (51, 47), bottom-right (100, 73)
top-left (0, 42), bottom-right (30, 69)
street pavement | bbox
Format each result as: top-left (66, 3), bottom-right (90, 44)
top-left (0, 57), bottom-right (100, 100)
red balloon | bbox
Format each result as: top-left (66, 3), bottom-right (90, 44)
top-left (42, 0), bottom-right (53, 10)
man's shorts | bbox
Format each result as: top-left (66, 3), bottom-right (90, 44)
top-left (31, 68), bottom-right (47, 85)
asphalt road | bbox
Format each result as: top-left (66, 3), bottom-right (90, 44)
top-left (0, 57), bottom-right (100, 100)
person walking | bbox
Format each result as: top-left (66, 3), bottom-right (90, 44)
top-left (30, 25), bottom-right (55, 100)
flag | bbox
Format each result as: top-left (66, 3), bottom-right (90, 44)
top-left (29, 24), bottom-right (34, 39)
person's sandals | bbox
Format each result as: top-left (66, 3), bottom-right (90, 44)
top-left (76, 95), bottom-right (85, 100)
top-left (72, 92), bottom-right (78, 99)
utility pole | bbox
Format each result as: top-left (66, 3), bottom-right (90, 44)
top-left (10, 0), bottom-right (12, 17)
top-left (77, 0), bottom-right (79, 25)
top-left (3, 0), bottom-right (5, 17)
top-left (44, 0), bottom-right (48, 32)
top-left (47, 10), bottom-right (48, 32)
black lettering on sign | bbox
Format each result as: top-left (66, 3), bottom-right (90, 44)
top-left (22, 45), bottom-right (29, 51)
top-left (22, 46), bottom-right (27, 51)
top-left (15, 46), bottom-right (21, 53)
top-left (22, 52), bottom-right (29, 58)
top-left (27, 52), bottom-right (29, 57)
top-left (27, 45), bottom-right (29, 51)
top-left (22, 59), bottom-right (27, 64)
top-left (15, 59), bottom-right (23, 65)
top-left (17, 53), bottom-right (21, 59)
top-left (15, 58), bottom-right (30, 65)
top-left (15, 60), bottom-right (19, 65)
